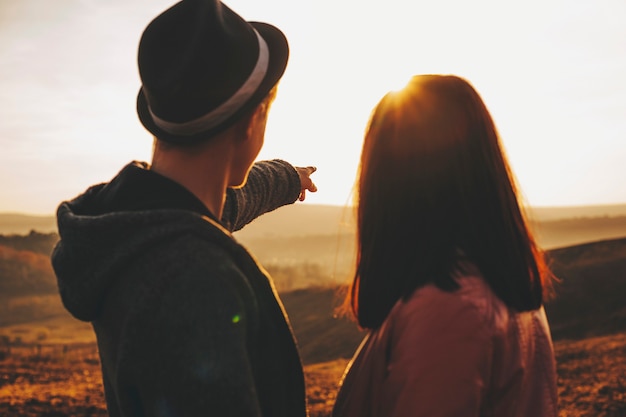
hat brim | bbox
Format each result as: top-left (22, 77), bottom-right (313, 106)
top-left (137, 21), bottom-right (289, 145)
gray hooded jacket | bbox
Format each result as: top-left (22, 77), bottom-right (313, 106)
top-left (52, 160), bottom-right (307, 417)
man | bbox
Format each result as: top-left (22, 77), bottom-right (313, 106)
top-left (51, 1), bottom-right (316, 416)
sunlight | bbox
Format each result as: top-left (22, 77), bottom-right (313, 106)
top-left (2, 0), bottom-right (625, 212)
top-left (386, 75), bottom-right (412, 95)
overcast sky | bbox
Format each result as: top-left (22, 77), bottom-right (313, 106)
top-left (1, 0), bottom-right (625, 214)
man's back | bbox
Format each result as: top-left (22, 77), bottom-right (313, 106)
top-left (52, 162), bottom-right (309, 416)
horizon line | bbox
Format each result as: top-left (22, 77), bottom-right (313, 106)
top-left (2, 201), bottom-right (626, 218)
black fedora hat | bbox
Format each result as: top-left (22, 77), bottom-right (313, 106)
top-left (136, 0), bottom-right (289, 144)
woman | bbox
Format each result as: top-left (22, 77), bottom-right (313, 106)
top-left (332, 75), bottom-right (558, 417)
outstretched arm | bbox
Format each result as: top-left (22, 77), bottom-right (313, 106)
top-left (221, 159), bottom-right (317, 232)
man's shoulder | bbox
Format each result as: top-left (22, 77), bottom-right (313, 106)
top-left (144, 217), bottom-right (241, 266)
top-left (126, 224), bottom-right (257, 305)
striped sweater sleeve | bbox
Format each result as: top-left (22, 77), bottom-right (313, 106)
top-left (221, 159), bottom-right (301, 232)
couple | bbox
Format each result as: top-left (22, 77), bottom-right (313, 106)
top-left (51, 0), bottom-right (558, 416)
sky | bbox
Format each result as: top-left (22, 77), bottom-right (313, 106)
top-left (1, 0), bottom-right (625, 215)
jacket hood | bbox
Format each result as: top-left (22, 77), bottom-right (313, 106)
top-left (51, 164), bottom-right (231, 322)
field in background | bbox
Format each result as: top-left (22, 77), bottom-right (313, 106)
top-left (234, 203), bottom-right (626, 290)
top-left (1, 206), bottom-right (626, 416)
top-left (2, 325), bottom-right (625, 416)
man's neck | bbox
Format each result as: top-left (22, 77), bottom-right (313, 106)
top-left (150, 143), bottom-right (234, 220)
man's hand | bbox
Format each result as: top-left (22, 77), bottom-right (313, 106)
top-left (295, 166), bottom-right (318, 201)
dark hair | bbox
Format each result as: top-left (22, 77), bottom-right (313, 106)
top-left (153, 86), bottom-right (278, 152)
top-left (348, 74), bottom-right (553, 329)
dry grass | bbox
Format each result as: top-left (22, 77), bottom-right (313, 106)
top-left (1, 333), bottom-right (625, 417)
top-left (555, 333), bottom-right (626, 416)
top-left (0, 344), bottom-right (105, 417)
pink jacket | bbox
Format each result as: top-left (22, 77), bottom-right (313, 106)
top-left (332, 273), bottom-right (558, 417)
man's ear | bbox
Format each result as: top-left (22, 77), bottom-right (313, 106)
top-left (244, 113), bottom-right (256, 139)
top-left (244, 104), bottom-right (265, 139)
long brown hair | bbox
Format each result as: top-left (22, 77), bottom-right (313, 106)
top-left (349, 74), bottom-right (552, 329)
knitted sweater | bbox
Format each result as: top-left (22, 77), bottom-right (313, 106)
top-left (52, 160), bottom-right (308, 417)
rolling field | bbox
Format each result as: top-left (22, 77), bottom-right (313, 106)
top-left (1, 333), bottom-right (626, 417)
top-left (0, 215), bottom-right (625, 415)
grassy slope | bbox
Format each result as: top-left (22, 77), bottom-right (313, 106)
top-left (281, 286), bottom-right (366, 365)
top-left (1, 236), bottom-right (625, 366)
top-left (283, 236), bottom-right (626, 364)
top-left (1, 231), bottom-right (625, 417)
top-left (545, 237), bottom-right (626, 340)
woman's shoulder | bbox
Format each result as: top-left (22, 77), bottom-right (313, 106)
top-left (389, 269), bottom-right (515, 338)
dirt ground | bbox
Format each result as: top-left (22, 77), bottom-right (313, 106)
top-left (1, 332), bottom-right (625, 417)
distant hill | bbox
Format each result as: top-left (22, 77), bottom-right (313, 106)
top-left (282, 286), bottom-right (366, 365)
top-left (527, 203), bottom-right (626, 222)
top-left (1, 235), bottom-right (624, 365)
top-left (530, 215), bottom-right (626, 249)
top-left (0, 231), bottom-right (59, 256)
top-left (0, 243), bottom-right (60, 328)
top-left (235, 203), bottom-right (626, 241)
top-left (0, 213), bottom-right (56, 235)
top-left (284, 236), bottom-right (626, 364)
top-left (235, 203), bottom-right (626, 250)
top-left (4, 202), bottom-right (625, 239)
top-left (234, 204), bottom-right (357, 239)
top-left (231, 203), bottom-right (626, 288)
top-left (2, 204), bottom-right (626, 291)
top-left (0, 244), bottom-right (58, 299)
top-left (544, 237), bottom-right (626, 340)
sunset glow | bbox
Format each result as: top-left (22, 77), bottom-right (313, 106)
top-left (1, 0), bottom-right (625, 214)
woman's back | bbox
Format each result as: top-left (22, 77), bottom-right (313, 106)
top-left (333, 268), bottom-right (558, 417)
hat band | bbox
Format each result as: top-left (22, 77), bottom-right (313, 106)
top-left (149, 29), bottom-right (270, 136)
